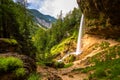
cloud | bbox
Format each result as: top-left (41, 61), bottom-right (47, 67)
top-left (27, 0), bottom-right (44, 9)
top-left (39, 0), bottom-right (78, 18)
top-left (18, 0), bottom-right (78, 18)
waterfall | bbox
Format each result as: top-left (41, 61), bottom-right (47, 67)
top-left (57, 14), bottom-right (84, 62)
top-left (76, 14), bottom-right (84, 55)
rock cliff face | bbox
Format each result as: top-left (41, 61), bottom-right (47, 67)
top-left (77, 0), bottom-right (120, 38)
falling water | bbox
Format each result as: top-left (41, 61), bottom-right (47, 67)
top-left (57, 14), bottom-right (84, 62)
top-left (76, 14), bottom-right (84, 55)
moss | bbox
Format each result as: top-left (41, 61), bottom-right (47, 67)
top-left (28, 72), bottom-right (40, 80)
top-left (15, 68), bottom-right (25, 77)
top-left (0, 38), bottom-right (18, 45)
top-left (0, 57), bottom-right (24, 72)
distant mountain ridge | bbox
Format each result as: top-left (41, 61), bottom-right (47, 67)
top-left (28, 9), bottom-right (56, 28)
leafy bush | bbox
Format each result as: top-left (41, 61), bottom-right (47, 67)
top-left (0, 57), bottom-right (23, 72)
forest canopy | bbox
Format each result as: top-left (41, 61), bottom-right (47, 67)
top-left (0, 0), bottom-right (37, 57)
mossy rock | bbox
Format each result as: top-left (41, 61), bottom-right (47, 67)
top-left (0, 38), bottom-right (20, 53)
top-left (0, 53), bottom-right (36, 80)
top-left (0, 57), bottom-right (25, 80)
top-left (0, 38), bottom-right (18, 45)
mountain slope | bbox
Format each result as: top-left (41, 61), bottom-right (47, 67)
top-left (28, 9), bottom-right (56, 28)
top-left (36, 0), bottom-right (120, 80)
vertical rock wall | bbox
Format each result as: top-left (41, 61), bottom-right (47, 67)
top-left (77, 0), bottom-right (120, 38)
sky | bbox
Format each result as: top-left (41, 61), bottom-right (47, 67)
top-left (26, 0), bottom-right (78, 18)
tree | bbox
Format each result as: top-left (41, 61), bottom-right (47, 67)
top-left (0, 0), bottom-right (36, 58)
top-left (34, 8), bottom-right (82, 56)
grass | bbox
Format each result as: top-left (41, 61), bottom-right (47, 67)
top-left (89, 59), bottom-right (120, 80)
top-left (28, 73), bottom-right (40, 80)
top-left (64, 62), bottom-right (73, 68)
top-left (50, 32), bottom-right (77, 55)
top-left (80, 45), bottom-right (120, 80)
top-left (71, 45), bottom-right (120, 80)
top-left (99, 41), bottom-right (110, 49)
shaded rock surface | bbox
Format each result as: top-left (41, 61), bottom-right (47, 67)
top-left (77, 0), bottom-right (120, 39)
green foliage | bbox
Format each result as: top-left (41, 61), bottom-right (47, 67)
top-left (0, 57), bottom-right (23, 72)
top-left (50, 34), bottom-right (77, 55)
top-left (34, 8), bottom-right (82, 64)
top-left (72, 68), bottom-right (84, 72)
top-left (54, 61), bottom-right (65, 68)
top-left (43, 60), bottom-right (65, 68)
top-left (28, 72), bottom-right (40, 80)
top-left (68, 55), bottom-right (76, 62)
top-left (0, 0), bottom-right (37, 57)
top-left (78, 45), bottom-right (120, 80)
top-left (63, 54), bottom-right (76, 63)
top-left (99, 41), bottom-right (110, 49)
top-left (15, 68), bottom-right (25, 77)
top-left (64, 62), bottom-right (73, 68)
top-left (88, 59), bottom-right (120, 80)
top-left (81, 67), bottom-right (95, 73)
top-left (1, 38), bottom-right (18, 45)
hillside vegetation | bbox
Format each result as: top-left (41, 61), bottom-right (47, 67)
top-left (0, 0), bottom-right (120, 80)
top-left (33, 8), bottom-right (82, 63)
